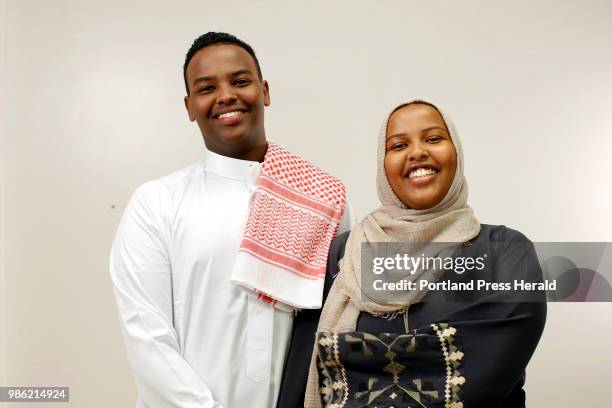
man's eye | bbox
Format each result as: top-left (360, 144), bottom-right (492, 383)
top-left (235, 79), bottom-right (251, 86)
top-left (197, 86), bottom-right (214, 94)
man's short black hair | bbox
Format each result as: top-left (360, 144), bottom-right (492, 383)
top-left (183, 32), bottom-right (263, 95)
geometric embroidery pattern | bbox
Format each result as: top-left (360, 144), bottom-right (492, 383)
top-left (431, 324), bottom-right (465, 408)
top-left (317, 325), bottom-right (465, 407)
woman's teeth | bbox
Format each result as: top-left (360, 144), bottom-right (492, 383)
top-left (408, 168), bottom-right (437, 178)
top-left (218, 111), bottom-right (241, 119)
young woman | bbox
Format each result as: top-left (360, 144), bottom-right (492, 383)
top-left (302, 100), bottom-right (547, 408)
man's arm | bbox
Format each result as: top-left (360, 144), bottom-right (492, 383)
top-left (110, 184), bottom-right (222, 408)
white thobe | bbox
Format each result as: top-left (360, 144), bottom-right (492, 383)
top-left (110, 150), bottom-right (351, 408)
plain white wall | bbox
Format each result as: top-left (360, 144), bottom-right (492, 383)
top-left (2, 0), bottom-right (611, 407)
top-left (0, 0), bottom-right (8, 391)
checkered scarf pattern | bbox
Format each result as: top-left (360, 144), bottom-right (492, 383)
top-left (231, 142), bottom-right (347, 311)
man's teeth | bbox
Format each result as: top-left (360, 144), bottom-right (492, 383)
top-left (218, 111), bottom-right (241, 119)
top-left (409, 168), bottom-right (437, 178)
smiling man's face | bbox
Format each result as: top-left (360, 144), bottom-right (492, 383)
top-left (184, 44), bottom-right (270, 159)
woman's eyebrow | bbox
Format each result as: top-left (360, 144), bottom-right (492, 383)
top-left (421, 126), bottom-right (447, 133)
top-left (386, 133), bottom-right (406, 141)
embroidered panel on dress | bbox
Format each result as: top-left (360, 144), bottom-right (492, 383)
top-left (317, 325), bottom-right (464, 408)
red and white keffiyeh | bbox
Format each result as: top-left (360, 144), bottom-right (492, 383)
top-left (230, 142), bottom-right (347, 311)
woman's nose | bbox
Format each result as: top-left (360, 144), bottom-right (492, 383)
top-left (408, 142), bottom-right (428, 161)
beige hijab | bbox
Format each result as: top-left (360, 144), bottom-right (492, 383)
top-left (304, 100), bottom-right (481, 407)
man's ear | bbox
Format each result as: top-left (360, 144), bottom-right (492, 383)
top-left (262, 80), bottom-right (270, 107)
top-left (184, 95), bottom-right (195, 121)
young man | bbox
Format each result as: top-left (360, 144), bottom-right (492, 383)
top-left (110, 32), bottom-right (351, 408)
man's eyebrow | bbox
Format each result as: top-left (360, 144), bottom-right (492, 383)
top-left (231, 69), bottom-right (253, 76)
top-left (191, 69), bottom-right (254, 86)
top-left (192, 75), bottom-right (214, 86)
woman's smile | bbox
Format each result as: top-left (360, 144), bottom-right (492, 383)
top-left (405, 164), bottom-right (440, 186)
top-left (384, 103), bottom-right (457, 210)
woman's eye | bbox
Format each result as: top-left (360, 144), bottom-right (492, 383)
top-left (427, 136), bottom-right (442, 143)
top-left (390, 143), bottom-right (407, 150)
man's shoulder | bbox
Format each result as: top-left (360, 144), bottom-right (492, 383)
top-left (133, 160), bottom-right (203, 198)
top-left (269, 143), bottom-right (347, 202)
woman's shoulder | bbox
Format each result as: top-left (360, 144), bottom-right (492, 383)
top-left (334, 225), bottom-right (533, 245)
top-left (477, 224), bottom-right (544, 291)
top-left (477, 224), bottom-right (533, 244)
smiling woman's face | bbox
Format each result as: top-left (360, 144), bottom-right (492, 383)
top-left (384, 103), bottom-right (457, 210)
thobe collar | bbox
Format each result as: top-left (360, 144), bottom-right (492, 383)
top-left (204, 149), bottom-right (262, 184)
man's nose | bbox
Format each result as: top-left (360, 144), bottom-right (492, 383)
top-left (216, 84), bottom-right (237, 105)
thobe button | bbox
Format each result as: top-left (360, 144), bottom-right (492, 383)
top-left (245, 162), bottom-right (261, 194)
